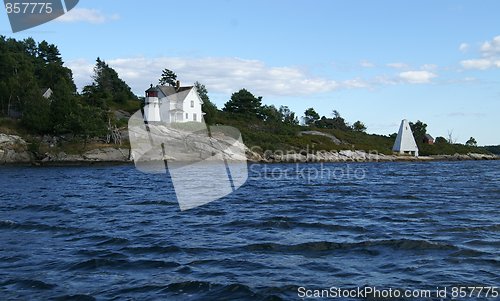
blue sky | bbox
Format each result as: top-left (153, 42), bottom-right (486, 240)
top-left (1, 0), bottom-right (499, 145)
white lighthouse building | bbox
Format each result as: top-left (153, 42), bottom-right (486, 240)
top-left (144, 85), bottom-right (161, 122)
top-left (143, 82), bottom-right (204, 123)
top-left (392, 119), bottom-right (419, 157)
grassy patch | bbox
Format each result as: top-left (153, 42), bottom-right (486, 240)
top-left (0, 118), bottom-right (25, 135)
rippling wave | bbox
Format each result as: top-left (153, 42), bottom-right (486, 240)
top-left (0, 161), bottom-right (499, 300)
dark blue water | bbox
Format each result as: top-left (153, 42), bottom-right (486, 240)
top-left (0, 161), bottom-right (499, 300)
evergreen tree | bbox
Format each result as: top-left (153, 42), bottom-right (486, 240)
top-left (194, 81), bottom-right (218, 124)
top-left (303, 107), bottom-right (320, 125)
top-left (352, 120), bottom-right (367, 132)
top-left (279, 106), bottom-right (299, 125)
top-left (21, 95), bottom-right (51, 133)
top-left (83, 57), bottom-right (137, 107)
top-left (0, 36), bottom-right (108, 137)
top-left (223, 89), bottom-right (263, 118)
top-left (466, 137), bottom-right (477, 147)
top-left (159, 69), bottom-right (177, 86)
top-left (260, 105), bottom-right (283, 122)
top-left (315, 110), bottom-right (350, 130)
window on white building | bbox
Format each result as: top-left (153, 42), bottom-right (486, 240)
top-left (185, 113), bottom-right (188, 119)
top-left (190, 100), bottom-right (194, 108)
top-left (193, 113), bottom-right (197, 121)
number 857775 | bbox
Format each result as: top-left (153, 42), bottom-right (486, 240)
top-left (5, 2), bottom-right (53, 14)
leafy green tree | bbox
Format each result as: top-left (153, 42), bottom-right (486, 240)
top-left (352, 120), bottom-right (367, 132)
top-left (303, 107), bottom-right (320, 125)
top-left (37, 40), bottom-right (63, 65)
top-left (21, 96), bottom-right (52, 133)
top-left (0, 36), bottom-right (108, 137)
top-left (50, 83), bottom-right (81, 134)
top-left (50, 87), bottom-right (106, 137)
top-left (79, 105), bottom-right (107, 139)
top-left (194, 81), bottom-right (217, 124)
top-left (260, 104), bottom-right (283, 122)
top-left (223, 89), bottom-right (263, 118)
top-left (159, 68), bottom-right (177, 86)
top-left (38, 62), bottom-right (76, 94)
top-left (279, 106), bottom-right (299, 125)
top-left (315, 110), bottom-right (349, 130)
top-left (22, 37), bottom-right (38, 57)
top-left (466, 137), bottom-right (477, 147)
top-left (83, 58), bottom-right (137, 107)
top-left (409, 120), bottom-right (427, 143)
top-left (435, 136), bottom-right (448, 144)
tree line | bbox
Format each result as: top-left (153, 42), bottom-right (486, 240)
top-left (0, 36), bottom-right (139, 138)
top-left (1, 37), bottom-right (479, 148)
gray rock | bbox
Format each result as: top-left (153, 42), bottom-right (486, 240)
top-left (83, 148), bottom-right (130, 162)
top-left (0, 134), bottom-right (32, 164)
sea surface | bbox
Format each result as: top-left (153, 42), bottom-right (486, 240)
top-left (0, 161), bottom-right (499, 300)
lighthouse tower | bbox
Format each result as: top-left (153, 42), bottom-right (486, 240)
top-left (144, 85), bottom-right (161, 122)
top-left (393, 119), bottom-right (419, 156)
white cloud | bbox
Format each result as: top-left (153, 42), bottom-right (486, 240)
top-left (67, 56), bottom-right (342, 96)
top-left (459, 43), bottom-right (469, 53)
top-left (341, 78), bottom-right (370, 88)
top-left (421, 64), bottom-right (437, 71)
top-left (460, 35), bottom-right (500, 70)
top-left (359, 60), bottom-right (375, 68)
top-left (398, 71), bottom-right (437, 84)
top-left (480, 35), bottom-right (500, 57)
top-left (386, 62), bottom-right (409, 69)
top-left (460, 59), bottom-right (494, 70)
top-left (57, 8), bottom-right (119, 24)
top-left (67, 56), bottom-right (441, 98)
top-left (373, 75), bottom-right (398, 85)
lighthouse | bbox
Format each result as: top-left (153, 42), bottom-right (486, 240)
top-left (144, 85), bottom-right (161, 122)
top-left (392, 119), bottom-right (419, 157)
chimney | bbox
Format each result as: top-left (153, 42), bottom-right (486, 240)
top-left (176, 80), bottom-right (180, 91)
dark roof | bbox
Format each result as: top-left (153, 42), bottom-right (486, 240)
top-left (145, 84), bottom-right (158, 93)
top-left (424, 134), bottom-right (434, 140)
top-left (157, 85), bottom-right (193, 97)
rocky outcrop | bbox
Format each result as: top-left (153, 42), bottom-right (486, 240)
top-left (246, 149), bottom-right (499, 163)
top-left (430, 153), bottom-right (499, 161)
top-left (1, 130), bottom-right (498, 165)
top-left (83, 148), bottom-right (130, 162)
top-left (39, 148), bottom-right (131, 164)
top-left (128, 123), bottom-right (248, 163)
top-left (0, 134), bottom-right (32, 164)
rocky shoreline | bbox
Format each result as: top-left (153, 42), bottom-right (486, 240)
top-left (1, 133), bottom-right (498, 166)
top-left (0, 133), bottom-right (131, 166)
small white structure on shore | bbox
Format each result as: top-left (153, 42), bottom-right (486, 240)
top-left (393, 119), bottom-right (419, 156)
top-left (143, 82), bottom-right (204, 123)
